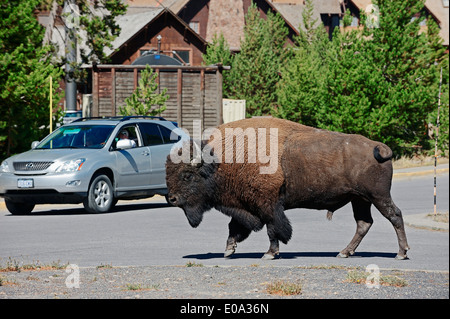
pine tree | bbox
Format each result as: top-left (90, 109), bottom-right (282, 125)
top-left (202, 32), bottom-right (234, 98)
top-left (274, 0), bottom-right (329, 126)
top-left (360, 0), bottom-right (447, 153)
top-left (0, 0), bottom-right (63, 158)
top-left (314, 0), bottom-right (447, 155)
top-left (229, 4), bottom-right (288, 116)
top-left (119, 65), bottom-right (168, 116)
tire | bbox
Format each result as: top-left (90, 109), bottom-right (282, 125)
top-left (83, 174), bottom-right (114, 213)
top-left (5, 200), bottom-right (34, 215)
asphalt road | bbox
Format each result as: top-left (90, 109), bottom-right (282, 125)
top-left (0, 169), bottom-right (448, 272)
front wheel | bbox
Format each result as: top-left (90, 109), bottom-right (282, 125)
top-left (5, 200), bottom-right (35, 215)
top-left (83, 174), bottom-right (114, 213)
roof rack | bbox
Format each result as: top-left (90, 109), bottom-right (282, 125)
top-left (71, 116), bottom-right (167, 123)
top-left (120, 116), bottom-right (167, 122)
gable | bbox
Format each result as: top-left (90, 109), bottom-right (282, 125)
top-left (108, 8), bottom-right (208, 65)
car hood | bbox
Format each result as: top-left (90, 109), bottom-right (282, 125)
top-left (7, 148), bottom-right (99, 163)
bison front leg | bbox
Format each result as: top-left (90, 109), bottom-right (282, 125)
top-left (224, 218), bottom-right (252, 257)
top-left (338, 199), bottom-right (373, 258)
top-left (263, 223), bottom-right (280, 260)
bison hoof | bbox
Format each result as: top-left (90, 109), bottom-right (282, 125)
top-left (336, 252), bottom-right (349, 258)
top-left (395, 254), bottom-right (409, 260)
top-left (262, 253), bottom-right (278, 260)
top-left (224, 249), bottom-right (235, 258)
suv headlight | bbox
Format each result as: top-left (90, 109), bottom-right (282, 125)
top-left (0, 160), bottom-right (10, 173)
top-left (55, 158), bottom-right (86, 173)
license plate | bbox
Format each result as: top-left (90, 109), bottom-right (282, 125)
top-left (17, 179), bottom-right (34, 188)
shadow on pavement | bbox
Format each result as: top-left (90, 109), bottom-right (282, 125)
top-left (183, 251), bottom-right (397, 260)
top-left (3, 202), bottom-right (170, 216)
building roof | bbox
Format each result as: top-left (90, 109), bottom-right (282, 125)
top-left (271, 0), bottom-right (342, 32)
top-left (104, 7), bottom-right (163, 56)
top-left (425, 0), bottom-right (449, 46)
top-left (350, 0), bottom-right (449, 46)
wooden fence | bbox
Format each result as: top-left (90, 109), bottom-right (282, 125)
top-left (92, 64), bottom-right (226, 134)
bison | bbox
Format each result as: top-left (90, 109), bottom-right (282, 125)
top-left (166, 118), bottom-right (410, 260)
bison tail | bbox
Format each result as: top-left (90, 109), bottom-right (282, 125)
top-left (373, 144), bottom-right (393, 163)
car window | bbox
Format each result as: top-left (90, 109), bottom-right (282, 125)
top-left (114, 125), bottom-right (140, 147)
top-left (139, 123), bottom-right (164, 146)
top-left (37, 125), bottom-right (114, 149)
top-left (159, 125), bottom-right (181, 143)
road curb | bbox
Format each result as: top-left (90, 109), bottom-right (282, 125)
top-left (393, 167), bottom-right (449, 179)
top-left (403, 213), bottom-right (449, 232)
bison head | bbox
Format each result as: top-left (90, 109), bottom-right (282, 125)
top-left (166, 140), bottom-right (219, 228)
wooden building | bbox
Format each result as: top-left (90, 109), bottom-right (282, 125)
top-left (91, 64), bottom-right (226, 133)
top-left (107, 7), bottom-right (208, 66)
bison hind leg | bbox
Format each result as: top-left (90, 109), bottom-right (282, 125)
top-left (338, 198), bottom-right (373, 258)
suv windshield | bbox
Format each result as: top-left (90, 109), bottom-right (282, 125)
top-left (36, 125), bottom-right (115, 149)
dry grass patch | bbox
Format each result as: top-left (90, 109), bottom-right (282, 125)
top-left (266, 280), bottom-right (302, 296)
top-left (345, 270), bottom-right (408, 287)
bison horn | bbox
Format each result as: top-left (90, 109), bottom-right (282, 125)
top-left (191, 141), bottom-right (202, 167)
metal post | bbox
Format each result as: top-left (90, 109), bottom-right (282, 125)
top-left (49, 76), bottom-right (53, 133)
top-left (64, 0), bottom-right (78, 112)
top-left (434, 67), bottom-right (443, 216)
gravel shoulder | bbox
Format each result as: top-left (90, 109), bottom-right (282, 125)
top-left (1, 265), bottom-right (448, 299)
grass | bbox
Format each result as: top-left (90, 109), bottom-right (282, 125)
top-left (0, 258), bottom-right (67, 273)
top-left (392, 155), bottom-right (448, 170)
top-left (0, 275), bottom-right (17, 286)
top-left (123, 283), bottom-right (160, 291)
top-left (185, 261), bottom-right (203, 267)
top-left (266, 280), bottom-right (302, 296)
top-left (345, 270), bottom-right (408, 287)
top-left (426, 212), bottom-right (449, 223)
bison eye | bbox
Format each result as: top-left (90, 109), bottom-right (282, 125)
top-left (182, 172), bottom-right (193, 182)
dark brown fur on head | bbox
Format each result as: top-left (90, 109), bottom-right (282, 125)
top-left (165, 140), bottom-right (219, 227)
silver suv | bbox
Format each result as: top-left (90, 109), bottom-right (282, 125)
top-left (0, 116), bottom-right (187, 214)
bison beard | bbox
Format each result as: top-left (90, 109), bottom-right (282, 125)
top-left (165, 118), bottom-right (410, 260)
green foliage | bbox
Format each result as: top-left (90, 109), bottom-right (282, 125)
top-left (202, 33), bottom-right (234, 98)
top-left (58, 0), bottom-right (127, 65)
top-left (0, 0), bottom-right (63, 159)
top-left (274, 0), bottom-right (329, 126)
top-left (119, 65), bottom-right (169, 116)
top-left (227, 4), bottom-right (289, 116)
top-left (273, 0), bottom-right (448, 156)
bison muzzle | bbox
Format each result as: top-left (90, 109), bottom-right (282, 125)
top-left (166, 118), bottom-right (410, 260)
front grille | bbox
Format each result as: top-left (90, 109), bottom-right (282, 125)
top-left (13, 161), bottom-right (53, 171)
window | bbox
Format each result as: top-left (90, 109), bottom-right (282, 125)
top-left (139, 123), bottom-right (164, 146)
top-left (189, 21), bottom-right (199, 33)
top-left (173, 50), bottom-right (190, 65)
top-left (115, 125), bottom-right (139, 147)
top-left (159, 125), bottom-right (180, 144)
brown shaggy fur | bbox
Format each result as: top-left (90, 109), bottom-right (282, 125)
top-left (166, 118), bottom-right (410, 260)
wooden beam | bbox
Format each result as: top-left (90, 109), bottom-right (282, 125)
top-left (111, 67), bottom-right (116, 116)
top-left (200, 69), bottom-right (205, 132)
top-left (177, 68), bottom-right (182, 126)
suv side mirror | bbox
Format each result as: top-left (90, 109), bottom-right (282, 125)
top-left (116, 139), bottom-right (134, 150)
top-left (31, 141), bottom-right (40, 149)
